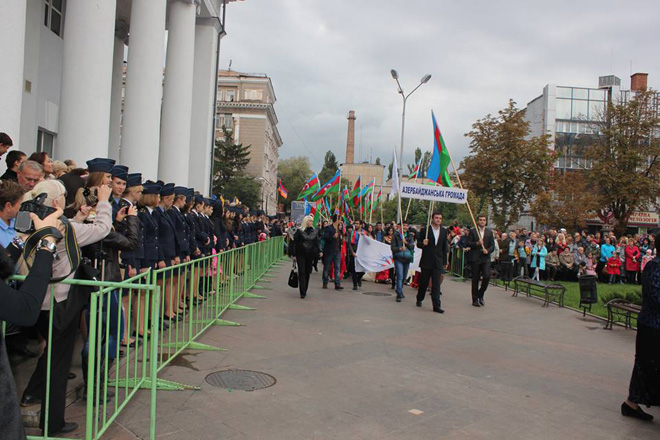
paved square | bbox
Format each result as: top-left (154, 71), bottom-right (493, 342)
top-left (114, 265), bottom-right (660, 439)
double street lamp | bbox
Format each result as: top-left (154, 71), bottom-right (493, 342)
top-left (390, 69), bottom-right (431, 220)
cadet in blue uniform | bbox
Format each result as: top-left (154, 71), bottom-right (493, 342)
top-left (110, 165), bottom-right (129, 222)
top-left (168, 187), bottom-right (192, 315)
top-left (153, 183), bottom-right (180, 319)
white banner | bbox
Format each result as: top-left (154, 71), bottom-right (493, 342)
top-left (399, 183), bottom-right (468, 204)
top-left (355, 234), bottom-right (422, 273)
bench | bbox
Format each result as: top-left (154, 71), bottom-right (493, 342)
top-left (604, 299), bottom-right (642, 330)
top-left (512, 276), bottom-right (566, 307)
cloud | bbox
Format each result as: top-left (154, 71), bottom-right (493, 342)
top-left (220, 0), bottom-right (660, 170)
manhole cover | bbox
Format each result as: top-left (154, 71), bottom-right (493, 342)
top-left (205, 370), bottom-right (276, 391)
top-left (362, 291), bottom-right (393, 297)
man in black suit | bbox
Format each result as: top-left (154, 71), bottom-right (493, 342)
top-left (416, 212), bottom-right (449, 313)
top-left (467, 214), bottom-right (495, 307)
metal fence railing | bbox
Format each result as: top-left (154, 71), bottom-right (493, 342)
top-left (4, 236), bottom-right (285, 440)
top-left (448, 247), bottom-right (466, 279)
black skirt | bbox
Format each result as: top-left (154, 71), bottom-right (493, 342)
top-left (628, 324), bottom-right (660, 406)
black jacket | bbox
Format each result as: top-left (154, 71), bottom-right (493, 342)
top-left (417, 226), bottom-right (449, 269)
top-left (467, 227), bottom-right (495, 263)
top-left (294, 227), bottom-right (320, 257)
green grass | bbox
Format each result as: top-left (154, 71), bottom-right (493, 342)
top-left (490, 278), bottom-right (642, 321)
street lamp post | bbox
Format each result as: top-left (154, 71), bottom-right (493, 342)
top-left (390, 69), bottom-right (431, 221)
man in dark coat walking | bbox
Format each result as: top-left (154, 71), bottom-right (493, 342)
top-left (416, 212), bottom-right (449, 313)
top-left (467, 214), bottom-right (495, 307)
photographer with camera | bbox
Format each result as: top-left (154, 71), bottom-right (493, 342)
top-left (20, 177), bottom-right (113, 436)
top-left (0, 203), bottom-right (62, 440)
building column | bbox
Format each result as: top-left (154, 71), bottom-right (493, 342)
top-left (189, 18), bottom-right (222, 192)
top-left (0, 1), bottom-right (26, 149)
top-left (120, 0), bottom-right (167, 180)
top-left (159, 0), bottom-right (198, 184)
top-left (57, 0), bottom-right (116, 163)
top-left (108, 21), bottom-right (128, 162)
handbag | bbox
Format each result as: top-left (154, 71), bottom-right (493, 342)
top-left (395, 248), bottom-right (414, 263)
top-left (288, 261), bottom-right (299, 288)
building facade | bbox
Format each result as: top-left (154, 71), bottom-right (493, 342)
top-left (0, 0), bottom-right (239, 193)
top-left (216, 70), bottom-right (282, 215)
top-left (521, 73), bottom-right (659, 233)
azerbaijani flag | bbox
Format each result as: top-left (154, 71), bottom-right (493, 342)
top-left (374, 189), bottom-right (382, 207)
top-left (312, 170), bottom-right (340, 200)
top-left (359, 178), bottom-right (375, 198)
top-left (277, 179), bottom-right (288, 198)
top-left (350, 176), bottom-right (361, 207)
top-left (298, 173), bottom-right (320, 200)
top-left (324, 198), bottom-right (332, 217)
top-left (407, 158), bottom-right (422, 179)
top-left (426, 111), bottom-right (452, 187)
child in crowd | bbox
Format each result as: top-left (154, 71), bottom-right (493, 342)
top-left (641, 249), bottom-right (653, 273)
top-left (585, 252), bottom-right (597, 276)
top-left (606, 252), bottom-right (622, 284)
top-left (517, 239), bottom-right (528, 277)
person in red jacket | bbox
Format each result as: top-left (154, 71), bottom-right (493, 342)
top-left (606, 252), bottom-right (622, 284)
top-left (625, 241), bottom-right (641, 284)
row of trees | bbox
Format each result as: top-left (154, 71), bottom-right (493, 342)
top-left (461, 90), bottom-right (660, 235)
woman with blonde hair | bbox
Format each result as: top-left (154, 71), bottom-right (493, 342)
top-left (292, 215), bottom-right (320, 298)
top-left (51, 160), bottom-right (68, 178)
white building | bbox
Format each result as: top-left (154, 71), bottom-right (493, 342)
top-left (0, 0), bottom-right (241, 193)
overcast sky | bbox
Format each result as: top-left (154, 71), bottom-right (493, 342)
top-left (219, 0), bottom-right (660, 172)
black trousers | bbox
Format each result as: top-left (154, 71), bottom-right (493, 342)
top-left (471, 261), bottom-right (491, 302)
top-left (628, 324), bottom-right (660, 405)
top-left (297, 253), bottom-right (313, 297)
top-left (347, 254), bottom-right (363, 287)
top-left (416, 267), bottom-right (442, 310)
top-left (24, 307), bottom-right (80, 432)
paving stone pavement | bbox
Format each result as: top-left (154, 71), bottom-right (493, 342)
top-left (113, 263), bottom-right (660, 440)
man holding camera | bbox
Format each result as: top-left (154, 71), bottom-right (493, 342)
top-left (0, 180), bottom-right (24, 247)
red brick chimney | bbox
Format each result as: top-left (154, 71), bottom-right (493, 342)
top-left (631, 73), bottom-right (648, 91)
top-left (345, 110), bottom-right (356, 164)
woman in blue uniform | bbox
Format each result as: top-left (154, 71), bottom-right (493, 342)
top-left (153, 183), bottom-right (178, 320)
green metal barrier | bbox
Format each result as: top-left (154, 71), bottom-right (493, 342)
top-left (449, 247), bottom-right (466, 279)
top-left (5, 236), bottom-right (284, 439)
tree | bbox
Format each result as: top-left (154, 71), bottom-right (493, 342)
top-left (387, 160), bottom-right (393, 181)
top-left (375, 157), bottom-right (381, 166)
top-left (585, 89), bottom-right (660, 235)
top-left (318, 150), bottom-right (339, 184)
top-left (212, 127), bottom-right (251, 191)
top-left (530, 171), bottom-right (600, 231)
top-left (278, 157), bottom-right (313, 212)
top-left (222, 176), bottom-right (262, 210)
top-left (461, 100), bottom-right (552, 229)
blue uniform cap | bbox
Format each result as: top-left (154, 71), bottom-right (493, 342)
top-left (160, 183), bottom-right (175, 196)
top-left (126, 173), bottom-right (142, 188)
top-left (86, 157), bottom-right (116, 174)
top-left (110, 165), bottom-right (129, 181)
top-left (173, 186), bottom-right (188, 196)
top-left (142, 182), bottom-right (162, 195)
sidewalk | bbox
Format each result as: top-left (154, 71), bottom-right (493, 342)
top-left (114, 265), bottom-right (660, 440)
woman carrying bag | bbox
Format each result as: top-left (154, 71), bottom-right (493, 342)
top-left (292, 215), bottom-right (320, 299)
top-left (391, 225), bottom-right (415, 302)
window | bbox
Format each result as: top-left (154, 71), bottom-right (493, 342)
top-left (225, 89), bottom-right (236, 102)
top-left (45, 0), bottom-right (64, 37)
top-left (244, 89), bottom-right (263, 100)
top-left (36, 129), bottom-right (54, 156)
top-left (221, 114), bottom-right (233, 129)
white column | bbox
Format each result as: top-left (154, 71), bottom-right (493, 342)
top-left (120, 0), bottom-right (167, 180)
top-left (108, 23), bottom-right (128, 162)
top-left (57, 0), bottom-right (116, 163)
top-left (0, 1), bottom-right (27, 149)
top-left (189, 19), bottom-right (221, 192)
top-left (159, 0), bottom-right (198, 184)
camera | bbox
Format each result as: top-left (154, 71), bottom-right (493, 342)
top-left (15, 193), bottom-right (57, 234)
top-left (83, 187), bottom-right (99, 208)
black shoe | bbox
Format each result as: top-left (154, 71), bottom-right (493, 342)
top-left (335, 285), bottom-right (344, 290)
top-left (396, 297), bottom-right (402, 302)
top-left (21, 394), bottom-right (41, 407)
top-left (358, 280), bottom-right (362, 287)
top-left (472, 301), bottom-right (481, 307)
top-left (478, 298), bottom-right (485, 307)
top-left (300, 294), bottom-right (306, 299)
top-left (621, 402), bottom-right (654, 421)
top-left (433, 308), bottom-right (445, 314)
top-left (353, 285), bottom-right (358, 290)
top-left (322, 284), bottom-right (328, 289)
top-left (47, 422), bottom-right (79, 436)
top-left (416, 301), bottom-right (422, 307)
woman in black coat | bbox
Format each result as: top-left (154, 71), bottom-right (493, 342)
top-left (292, 215), bottom-right (320, 299)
